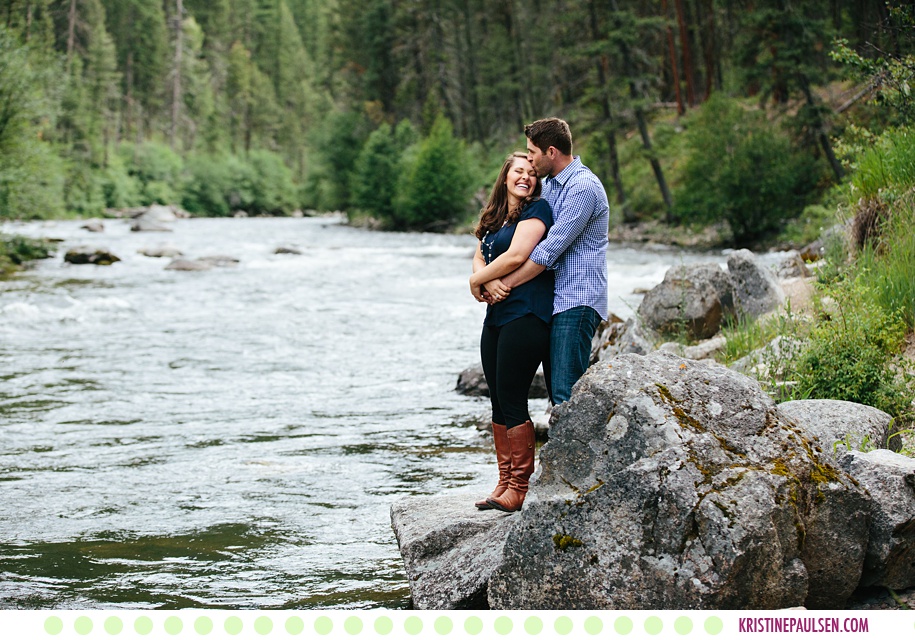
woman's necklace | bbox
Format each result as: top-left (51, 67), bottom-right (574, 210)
top-left (481, 231), bottom-right (495, 263)
top-left (481, 217), bottom-right (511, 263)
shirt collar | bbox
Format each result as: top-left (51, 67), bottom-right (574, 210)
top-left (547, 156), bottom-right (582, 188)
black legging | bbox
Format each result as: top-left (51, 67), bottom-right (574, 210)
top-left (480, 314), bottom-right (551, 429)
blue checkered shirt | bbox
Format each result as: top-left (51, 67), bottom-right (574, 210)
top-left (529, 157), bottom-right (609, 320)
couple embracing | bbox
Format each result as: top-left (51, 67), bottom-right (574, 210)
top-left (470, 117), bottom-right (609, 513)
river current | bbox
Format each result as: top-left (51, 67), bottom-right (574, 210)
top-left (0, 216), bottom-right (717, 609)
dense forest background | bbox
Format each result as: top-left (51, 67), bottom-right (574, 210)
top-left (0, 0), bottom-right (913, 244)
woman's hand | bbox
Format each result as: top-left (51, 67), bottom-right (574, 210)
top-left (470, 276), bottom-right (487, 302)
top-left (483, 278), bottom-right (511, 303)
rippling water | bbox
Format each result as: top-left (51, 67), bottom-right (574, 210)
top-left (0, 216), bottom-right (717, 609)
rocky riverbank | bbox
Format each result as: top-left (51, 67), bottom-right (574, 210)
top-left (394, 352), bottom-right (915, 609)
top-left (401, 248), bottom-right (915, 610)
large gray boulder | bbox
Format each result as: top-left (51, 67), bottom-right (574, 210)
top-left (727, 249), bottom-right (785, 318)
top-left (778, 399), bottom-right (898, 455)
top-left (637, 264), bottom-right (733, 340)
top-left (487, 352), bottom-right (868, 610)
top-left (391, 494), bottom-right (515, 609)
top-left (838, 450), bottom-right (915, 589)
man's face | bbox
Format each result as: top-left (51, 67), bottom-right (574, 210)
top-left (526, 139), bottom-right (552, 179)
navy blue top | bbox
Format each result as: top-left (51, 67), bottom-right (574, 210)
top-left (481, 199), bottom-right (555, 327)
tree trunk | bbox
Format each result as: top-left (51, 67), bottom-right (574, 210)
top-left (610, 0), bottom-right (674, 220)
top-left (800, 76), bottom-right (844, 181)
top-left (674, 0), bottom-right (697, 106)
top-left (661, 0), bottom-right (684, 115)
top-left (588, 0), bottom-right (632, 222)
top-left (66, 0), bottom-right (77, 74)
top-left (170, 0), bottom-right (184, 150)
top-left (460, 0), bottom-right (483, 141)
top-left (125, 49), bottom-right (134, 139)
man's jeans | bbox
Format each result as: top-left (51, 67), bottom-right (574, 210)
top-left (550, 305), bottom-right (602, 404)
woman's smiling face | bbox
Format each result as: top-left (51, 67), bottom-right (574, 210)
top-left (505, 157), bottom-right (538, 206)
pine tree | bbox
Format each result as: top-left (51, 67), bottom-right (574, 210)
top-left (394, 115), bottom-right (472, 231)
top-left (350, 123), bottom-right (399, 221)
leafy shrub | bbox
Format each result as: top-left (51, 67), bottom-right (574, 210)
top-left (246, 149), bottom-right (298, 215)
top-left (792, 281), bottom-right (913, 421)
top-left (118, 142), bottom-right (183, 205)
top-left (0, 139), bottom-right (66, 219)
top-left (100, 155), bottom-right (142, 209)
top-left (63, 159), bottom-right (107, 216)
top-left (675, 94), bottom-right (821, 244)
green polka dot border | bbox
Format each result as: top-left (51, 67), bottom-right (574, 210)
top-left (31, 613), bottom-right (729, 638)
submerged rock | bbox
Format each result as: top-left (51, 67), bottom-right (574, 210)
top-left (64, 247), bottom-right (120, 266)
top-left (139, 245), bottom-right (183, 258)
top-left (165, 258), bottom-right (212, 271)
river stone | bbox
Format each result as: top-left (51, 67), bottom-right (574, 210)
top-left (199, 255), bottom-right (240, 267)
top-left (778, 399), bottom-right (899, 456)
top-left (487, 351), bottom-right (868, 610)
top-left (637, 264), bottom-right (728, 340)
top-left (165, 258), bottom-right (212, 271)
top-left (130, 219), bottom-right (173, 232)
top-left (134, 204), bottom-right (177, 223)
top-left (727, 249), bottom-right (785, 319)
top-left (455, 364), bottom-right (548, 400)
top-left (391, 494), bottom-right (516, 609)
top-left (139, 245), bottom-right (183, 258)
top-left (730, 335), bottom-right (805, 381)
top-left (838, 449), bottom-right (915, 589)
top-left (64, 246), bottom-right (120, 266)
top-left (595, 315), bottom-right (658, 361)
top-left (776, 251), bottom-right (812, 279)
top-left (658, 335), bottom-right (727, 361)
top-left (81, 220), bottom-right (105, 233)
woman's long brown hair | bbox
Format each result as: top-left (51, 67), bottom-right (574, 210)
top-left (474, 152), bottom-right (542, 240)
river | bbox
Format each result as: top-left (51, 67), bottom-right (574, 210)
top-left (0, 216), bottom-right (718, 609)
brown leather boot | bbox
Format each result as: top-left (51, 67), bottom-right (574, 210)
top-left (475, 423), bottom-right (510, 510)
top-left (486, 420), bottom-right (535, 512)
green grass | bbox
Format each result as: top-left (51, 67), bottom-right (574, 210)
top-left (854, 192), bottom-right (915, 329)
top-left (719, 306), bottom-right (807, 366)
top-left (852, 128), bottom-right (915, 199)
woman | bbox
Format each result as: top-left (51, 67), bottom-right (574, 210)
top-left (470, 152), bottom-right (554, 513)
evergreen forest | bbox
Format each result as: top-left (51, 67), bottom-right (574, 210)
top-left (0, 0), bottom-right (914, 244)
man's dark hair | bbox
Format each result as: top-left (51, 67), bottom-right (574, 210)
top-left (525, 117), bottom-right (573, 156)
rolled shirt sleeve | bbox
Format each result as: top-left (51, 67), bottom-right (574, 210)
top-left (530, 183), bottom-right (599, 269)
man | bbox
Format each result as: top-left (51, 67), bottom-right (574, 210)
top-left (492, 117), bottom-right (609, 404)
